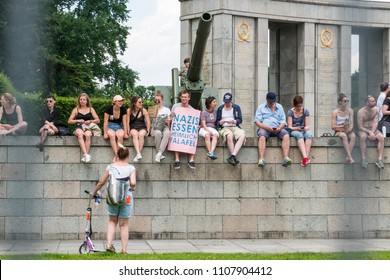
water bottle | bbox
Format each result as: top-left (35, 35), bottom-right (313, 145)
top-left (94, 190), bottom-right (101, 206)
top-left (383, 125), bottom-right (387, 138)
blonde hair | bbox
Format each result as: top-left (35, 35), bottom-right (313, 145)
top-left (77, 92), bottom-right (91, 108)
top-left (1, 93), bottom-right (16, 105)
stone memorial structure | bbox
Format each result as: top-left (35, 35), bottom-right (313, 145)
top-left (179, 0), bottom-right (390, 136)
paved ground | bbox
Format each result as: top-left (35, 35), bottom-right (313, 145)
top-left (1, 239), bottom-right (390, 255)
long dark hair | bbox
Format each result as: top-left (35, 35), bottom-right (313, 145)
top-left (130, 96), bottom-right (142, 114)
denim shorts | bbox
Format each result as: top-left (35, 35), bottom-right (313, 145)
top-left (257, 128), bottom-right (289, 139)
top-left (290, 130), bottom-right (312, 140)
top-left (108, 122), bottom-right (123, 131)
top-left (107, 190), bottom-right (133, 218)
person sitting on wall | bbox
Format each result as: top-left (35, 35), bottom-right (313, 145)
top-left (0, 92), bottom-right (28, 136)
top-left (331, 93), bottom-right (356, 164)
top-left (126, 96), bottom-right (150, 163)
top-left (170, 89), bottom-right (196, 169)
top-left (216, 92), bottom-right (246, 166)
top-left (200, 96), bottom-right (219, 160)
top-left (287, 95), bottom-right (312, 167)
top-left (357, 95), bottom-right (385, 169)
top-left (36, 95), bottom-right (60, 152)
top-left (68, 92), bottom-right (100, 163)
top-left (104, 95), bottom-right (128, 162)
top-left (151, 91), bottom-right (171, 163)
top-left (255, 91), bottom-right (292, 168)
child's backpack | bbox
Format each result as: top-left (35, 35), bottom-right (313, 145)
top-left (105, 167), bottom-right (129, 206)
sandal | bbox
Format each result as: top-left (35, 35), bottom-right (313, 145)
top-left (105, 244), bottom-right (116, 253)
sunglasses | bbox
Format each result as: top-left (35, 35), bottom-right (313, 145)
top-left (154, 99), bottom-right (161, 103)
top-left (343, 100), bottom-right (349, 103)
top-left (47, 100), bottom-right (54, 103)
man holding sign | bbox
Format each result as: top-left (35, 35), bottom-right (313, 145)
top-left (168, 90), bottom-right (200, 170)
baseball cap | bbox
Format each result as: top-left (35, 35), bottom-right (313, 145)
top-left (223, 92), bottom-right (233, 102)
top-left (113, 95), bottom-right (124, 102)
top-left (266, 92), bottom-right (276, 101)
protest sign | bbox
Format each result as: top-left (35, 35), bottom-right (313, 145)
top-left (168, 107), bottom-right (200, 154)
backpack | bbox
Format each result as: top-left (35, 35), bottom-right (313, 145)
top-left (105, 166), bottom-right (130, 206)
top-left (57, 125), bottom-right (71, 137)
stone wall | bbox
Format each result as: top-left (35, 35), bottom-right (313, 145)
top-left (1, 135), bottom-right (390, 240)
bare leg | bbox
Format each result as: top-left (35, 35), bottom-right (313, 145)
top-left (281, 134), bottom-right (290, 158)
top-left (305, 138), bottom-right (312, 158)
top-left (84, 131), bottom-right (92, 154)
top-left (377, 133), bottom-right (385, 160)
top-left (75, 130), bottom-right (88, 154)
top-left (130, 130), bottom-right (141, 154)
top-left (118, 217), bottom-right (129, 253)
top-left (226, 134), bottom-right (234, 155)
top-left (107, 216), bottom-right (118, 249)
top-left (258, 136), bottom-right (267, 159)
top-left (210, 134), bottom-right (218, 153)
top-left (358, 132), bottom-right (367, 160)
top-left (232, 135), bottom-right (245, 156)
top-left (204, 134), bottom-right (211, 152)
top-left (297, 138), bottom-right (307, 159)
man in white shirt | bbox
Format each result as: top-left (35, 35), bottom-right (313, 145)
top-left (377, 82), bottom-right (389, 121)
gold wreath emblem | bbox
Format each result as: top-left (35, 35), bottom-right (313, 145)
top-left (320, 28), bottom-right (333, 48)
top-left (238, 21), bottom-right (250, 42)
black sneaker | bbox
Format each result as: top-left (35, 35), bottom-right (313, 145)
top-left (173, 161), bottom-right (180, 170)
top-left (36, 143), bottom-right (44, 152)
top-left (226, 155), bottom-right (236, 166)
top-left (233, 155), bottom-right (239, 164)
top-left (188, 161), bottom-right (196, 169)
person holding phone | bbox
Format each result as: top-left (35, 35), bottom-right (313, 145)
top-left (254, 92), bottom-right (292, 168)
top-left (287, 95), bottom-right (312, 167)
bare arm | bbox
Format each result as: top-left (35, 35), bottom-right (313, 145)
top-left (92, 170), bottom-right (109, 196)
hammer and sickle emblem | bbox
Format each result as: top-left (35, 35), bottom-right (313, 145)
top-left (238, 21), bottom-right (250, 42)
top-left (320, 28), bottom-right (333, 48)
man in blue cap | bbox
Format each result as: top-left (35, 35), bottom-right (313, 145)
top-left (254, 92), bottom-right (292, 167)
top-left (216, 92), bottom-right (246, 166)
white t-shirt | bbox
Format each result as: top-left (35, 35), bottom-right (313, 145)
top-left (157, 106), bottom-right (171, 118)
top-left (106, 164), bottom-right (135, 180)
top-left (221, 107), bottom-right (235, 127)
top-left (377, 91), bottom-right (386, 120)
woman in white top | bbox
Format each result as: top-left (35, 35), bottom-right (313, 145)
top-left (331, 93), bottom-right (356, 164)
top-left (151, 91), bottom-right (171, 162)
top-left (92, 143), bottom-right (136, 254)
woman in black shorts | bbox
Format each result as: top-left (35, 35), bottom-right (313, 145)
top-left (126, 96), bottom-right (150, 162)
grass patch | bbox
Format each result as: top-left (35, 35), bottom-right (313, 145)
top-left (2, 251), bottom-right (390, 260)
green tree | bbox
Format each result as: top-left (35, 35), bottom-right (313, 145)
top-left (44, 0), bottom-right (138, 96)
top-left (0, 0), bottom-right (139, 96)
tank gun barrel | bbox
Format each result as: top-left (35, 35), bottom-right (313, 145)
top-left (187, 13), bottom-right (212, 82)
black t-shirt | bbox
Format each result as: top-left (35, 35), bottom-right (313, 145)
top-left (105, 105), bottom-right (127, 124)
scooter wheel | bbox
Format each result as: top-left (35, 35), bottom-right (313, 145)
top-left (79, 242), bottom-right (91, 254)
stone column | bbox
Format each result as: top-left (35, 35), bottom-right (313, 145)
top-left (297, 22), bottom-right (316, 135)
top-left (383, 28), bottom-right (390, 83)
top-left (255, 18), bottom-right (269, 123)
top-left (316, 24), bottom-right (340, 136)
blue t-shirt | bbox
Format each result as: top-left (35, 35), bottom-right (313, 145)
top-left (287, 108), bottom-right (309, 127)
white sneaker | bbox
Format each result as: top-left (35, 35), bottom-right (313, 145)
top-left (81, 155), bottom-right (86, 163)
top-left (160, 155), bottom-right (165, 161)
top-left (133, 153), bottom-right (142, 162)
top-left (85, 154), bottom-right (91, 163)
top-left (155, 152), bottom-right (162, 163)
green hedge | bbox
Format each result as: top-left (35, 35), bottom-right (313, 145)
top-left (1, 73), bottom-right (156, 135)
